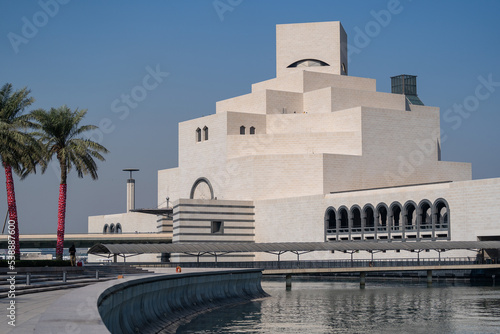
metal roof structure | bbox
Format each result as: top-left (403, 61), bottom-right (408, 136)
top-left (88, 241), bottom-right (500, 257)
top-left (0, 233), bottom-right (172, 249)
top-left (130, 208), bottom-right (173, 215)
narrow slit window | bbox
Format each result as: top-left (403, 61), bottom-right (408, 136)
top-left (203, 126), bottom-right (208, 140)
top-left (250, 126), bottom-right (255, 135)
top-left (240, 126), bottom-right (245, 135)
top-left (196, 128), bottom-right (201, 142)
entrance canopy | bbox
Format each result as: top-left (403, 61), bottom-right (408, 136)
top-left (88, 241), bottom-right (500, 257)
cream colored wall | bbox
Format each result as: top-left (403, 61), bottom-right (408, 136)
top-left (303, 86), bottom-right (406, 114)
top-left (226, 111), bottom-right (266, 135)
top-left (445, 178), bottom-right (500, 240)
top-left (171, 198), bottom-right (255, 262)
top-left (227, 132), bottom-right (360, 159)
top-left (88, 212), bottom-right (158, 234)
top-left (251, 71), bottom-right (376, 94)
top-left (158, 167), bottom-right (179, 208)
top-left (87, 211), bottom-right (162, 263)
top-left (253, 179), bottom-right (500, 261)
top-left (276, 21), bottom-right (344, 77)
top-left (266, 108), bottom-right (362, 134)
top-left (216, 90), bottom-right (266, 115)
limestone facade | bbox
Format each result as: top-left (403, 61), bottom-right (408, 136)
top-left (90, 21), bottom-right (500, 263)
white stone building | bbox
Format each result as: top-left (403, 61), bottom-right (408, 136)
top-left (89, 21), bottom-right (500, 263)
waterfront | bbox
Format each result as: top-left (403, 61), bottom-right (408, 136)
top-left (177, 279), bottom-right (500, 334)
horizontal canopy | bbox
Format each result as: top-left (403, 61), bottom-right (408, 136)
top-left (88, 241), bottom-right (500, 255)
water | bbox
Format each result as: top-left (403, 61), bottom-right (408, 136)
top-left (176, 279), bottom-right (500, 333)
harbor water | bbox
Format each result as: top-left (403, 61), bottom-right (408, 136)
top-left (177, 279), bottom-right (500, 333)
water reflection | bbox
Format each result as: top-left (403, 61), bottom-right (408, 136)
top-left (176, 281), bottom-right (500, 334)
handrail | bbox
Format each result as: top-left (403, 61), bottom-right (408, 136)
top-left (130, 257), bottom-right (498, 270)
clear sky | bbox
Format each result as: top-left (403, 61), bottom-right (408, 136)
top-left (1, 0), bottom-right (499, 235)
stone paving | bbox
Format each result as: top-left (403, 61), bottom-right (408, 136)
top-left (1, 289), bottom-right (70, 334)
top-left (0, 267), bottom-right (251, 333)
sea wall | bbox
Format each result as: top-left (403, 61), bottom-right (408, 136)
top-left (35, 268), bottom-right (268, 334)
top-left (98, 269), bottom-right (267, 333)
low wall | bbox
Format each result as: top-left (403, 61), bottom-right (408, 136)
top-left (35, 268), bottom-right (268, 334)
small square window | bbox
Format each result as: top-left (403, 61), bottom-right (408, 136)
top-left (211, 221), bottom-right (223, 234)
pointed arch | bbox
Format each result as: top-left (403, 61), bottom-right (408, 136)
top-left (190, 177), bottom-right (214, 200)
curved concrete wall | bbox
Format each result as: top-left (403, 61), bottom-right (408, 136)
top-left (97, 269), bottom-right (268, 333)
top-left (35, 269), bottom-right (267, 334)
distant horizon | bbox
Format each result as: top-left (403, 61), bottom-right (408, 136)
top-left (1, 0), bottom-right (499, 234)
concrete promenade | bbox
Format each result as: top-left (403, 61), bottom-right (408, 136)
top-left (1, 289), bottom-right (70, 334)
top-left (0, 268), bottom-right (266, 334)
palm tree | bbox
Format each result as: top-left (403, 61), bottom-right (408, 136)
top-left (32, 106), bottom-right (108, 260)
top-left (0, 83), bottom-right (41, 260)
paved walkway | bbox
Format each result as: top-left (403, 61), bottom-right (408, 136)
top-left (0, 268), bottom-right (236, 333)
top-left (1, 289), bottom-right (70, 334)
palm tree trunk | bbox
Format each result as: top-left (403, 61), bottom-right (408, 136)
top-left (55, 183), bottom-right (67, 260)
top-left (3, 163), bottom-right (20, 260)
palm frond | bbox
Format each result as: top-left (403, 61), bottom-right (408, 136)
top-left (31, 105), bottom-right (109, 183)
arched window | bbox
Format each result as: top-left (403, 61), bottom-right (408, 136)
top-left (190, 177), bottom-right (215, 200)
top-left (351, 206), bottom-right (362, 231)
top-left (116, 223), bottom-right (122, 234)
top-left (250, 126), bottom-right (255, 135)
top-left (109, 223), bottom-right (115, 233)
top-left (404, 201), bottom-right (417, 230)
top-left (390, 202), bottom-right (402, 229)
top-left (325, 207), bottom-right (336, 231)
top-left (240, 126), bottom-right (246, 135)
top-left (103, 224), bottom-right (109, 234)
top-left (287, 59), bottom-right (330, 68)
top-left (339, 207), bottom-right (349, 230)
top-left (434, 199), bottom-right (449, 228)
top-left (364, 205), bottom-right (375, 230)
top-left (203, 126), bottom-right (208, 141)
top-left (196, 128), bottom-right (201, 142)
top-left (377, 204), bottom-right (388, 227)
top-left (419, 200), bottom-right (432, 228)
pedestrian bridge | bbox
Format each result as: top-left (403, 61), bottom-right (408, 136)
top-left (0, 233), bottom-right (172, 249)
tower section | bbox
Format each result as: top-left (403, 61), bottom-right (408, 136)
top-left (276, 21), bottom-right (348, 77)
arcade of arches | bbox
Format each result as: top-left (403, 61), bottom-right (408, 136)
top-left (325, 198), bottom-right (449, 242)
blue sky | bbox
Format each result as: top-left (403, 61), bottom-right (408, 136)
top-left (1, 0), bottom-right (499, 234)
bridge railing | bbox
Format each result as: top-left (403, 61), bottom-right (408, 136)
top-left (133, 257), bottom-right (498, 270)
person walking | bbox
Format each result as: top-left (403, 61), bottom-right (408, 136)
top-left (69, 244), bottom-right (76, 266)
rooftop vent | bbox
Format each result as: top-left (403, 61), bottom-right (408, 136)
top-left (391, 74), bottom-right (424, 106)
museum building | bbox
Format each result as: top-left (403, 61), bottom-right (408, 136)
top-left (89, 21), bottom-right (500, 263)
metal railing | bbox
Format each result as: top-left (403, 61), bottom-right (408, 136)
top-left (135, 257), bottom-right (498, 270)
